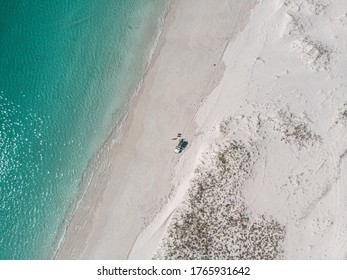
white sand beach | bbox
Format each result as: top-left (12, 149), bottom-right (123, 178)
top-left (58, 0), bottom-right (347, 259)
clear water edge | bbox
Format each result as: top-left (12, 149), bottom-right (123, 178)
top-left (51, 1), bottom-right (174, 259)
top-left (0, 0), bottom-right (172, 259)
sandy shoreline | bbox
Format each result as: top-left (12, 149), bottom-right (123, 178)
top-left (142, 0), bottom-right (347, 259)
top-left (56, 0), bottom-right (255, 259)
top-left (57, 0), bottom-right (347, 259)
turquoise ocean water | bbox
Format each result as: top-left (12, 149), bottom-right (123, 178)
top-left (0, 0), bottom-right (167, 259)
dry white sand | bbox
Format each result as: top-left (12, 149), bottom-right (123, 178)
top-left (58, 0), bottom-right (347, 259)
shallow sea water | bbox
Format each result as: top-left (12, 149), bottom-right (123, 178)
top-left (0, 0), bottom-right (167, 259)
